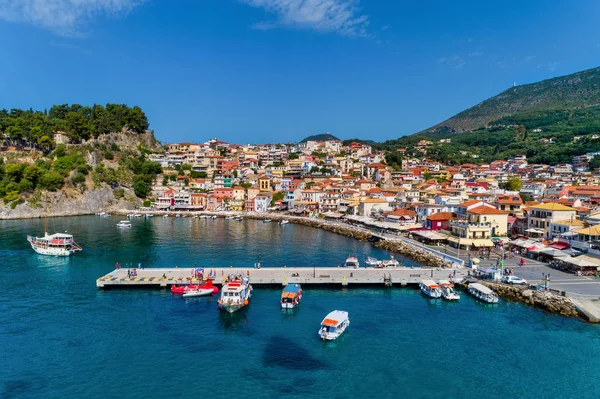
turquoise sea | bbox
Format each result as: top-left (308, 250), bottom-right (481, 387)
top-left (1, 216), bottom-right (600, 399)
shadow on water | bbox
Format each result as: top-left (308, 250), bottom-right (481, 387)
top-left (2, 375), bottom-right (47, 399)
top-left (262, 336), bottom-right (327, 371)
top-left (218, 310), bottom-right (250, 332)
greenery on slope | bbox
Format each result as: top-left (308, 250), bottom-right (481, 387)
top-left (299, 133), bottom-right (340, 143)
top-left (0, 103), bottom-right (149, 151)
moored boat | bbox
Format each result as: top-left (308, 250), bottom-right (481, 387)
top-left (116, 220), bottom-right (132, 229)
top-left (439, 280), bottom-right (460, 300)
top-left (171, 279), bottom-right (219, 295)
top-left (468, 283), bottom-right (498, 303)
top-left (419, 279), bottom-right (442, 298)
top-left (365, 256), bottom-right (381, 267)
top-left (218, 274), bottom-right (252, 313)
top-left (225, 215), bottom-right (236, 220)
top-left (344, 256), bottom-right (360, 268)
top-left (381, 256), bottom-right (400, 267)
top-left (182, 288), bottom-right (215, 298)
top-left (281, 283), bottom-right (302, 309)
top-left (27, 232), bottom-right (82, 256)
top-left (319, 310), bottom-right (350, 341)
top-left (280, 220), bottom-right (289, 225)
top-left (263, 219), bottom-right (272, 223)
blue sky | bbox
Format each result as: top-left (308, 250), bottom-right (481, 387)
top-left (1, 0), bottom-right (600, 144)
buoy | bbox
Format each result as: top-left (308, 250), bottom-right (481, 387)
top-left (230, 265), bottom-right (232, 268)
top-left (244, 300), bottom-right (249, 305)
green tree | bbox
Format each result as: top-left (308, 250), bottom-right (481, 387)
top-left (503, 177), bottom-right (522, 192)
top-left (23, 165), bottom-right (43, 185)
top-left (5, 164), bottom-right (24, 182)
top-left (590, 156), bottom-right (600, 170)
top-left (271, 191), bottom-right (285, 206)
top-left (39, 171), bottom-right (64, 191)
top-left (133, 180), bottom-right (150, 198)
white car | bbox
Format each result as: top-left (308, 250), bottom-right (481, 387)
top-left (502, 275), bottom-right (527, 285)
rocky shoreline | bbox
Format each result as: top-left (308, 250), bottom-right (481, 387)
top-left (479, 281), bottom-right (580, 319)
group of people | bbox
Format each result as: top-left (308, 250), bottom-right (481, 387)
top-left (127, 269), bottom-right (138, 277)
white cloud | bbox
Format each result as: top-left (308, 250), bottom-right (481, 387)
top-left (438, 54), bottom-right (466, 69)
top-left (0, 0), bottom-right (145, 36)
top-left (239, 0), bottom-right (370, 37)
top-left (468, 51), bottom-right (483, 57)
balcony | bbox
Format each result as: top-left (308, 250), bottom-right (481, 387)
top-left (450, 221), bottom-right (493, 230)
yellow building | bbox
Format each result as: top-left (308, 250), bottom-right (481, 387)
top-left (528, 203), bottom-right (577, 238)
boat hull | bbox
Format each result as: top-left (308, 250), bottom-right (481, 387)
top-left (219, 303), bottom-right (247, 313)
top-left (182, 288), bottom-right (214, 298)
top-left (30, 245), bottom-right (75, 256)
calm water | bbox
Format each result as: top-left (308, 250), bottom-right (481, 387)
top-left (1, 216), bottom-right (600, 399)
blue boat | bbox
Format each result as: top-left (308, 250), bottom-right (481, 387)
top-left (281, 283), bottom-right (302, 309)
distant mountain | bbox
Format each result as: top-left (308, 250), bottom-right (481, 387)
top-left (418, 66), bottom-right (600, 135)
top-left (299, 133), bottom-right (340, 143)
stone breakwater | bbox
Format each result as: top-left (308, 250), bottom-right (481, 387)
top-left (481, 282), bottom-right (579, 318)
top-left (114, 210), bottom-right (450, 268)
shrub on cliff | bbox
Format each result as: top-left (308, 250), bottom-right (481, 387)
top-left (39, 171), bottom-right (65, 191)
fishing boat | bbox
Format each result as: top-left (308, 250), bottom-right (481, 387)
top-left (218, 274), bottom-right (252, 313)
top-left (116, 220), bottom-right (132, 229)
top-left (419, 279), bottom-right (442, 298)
top-left (236, 216), bottom-right (244, 221)
top-left (381, 256), bottom-right (400, 267)
top-left (225, 216), bottom-right (236, 220)
top-left (211, 215), bottom-right (217, 219)
top-left (344, 256), bottom-right (360, 268)
top-left (280, 220), bottom-right (289, 225)
top-left (281, 283), bottom-right (302, 309)
top-left (439, 280), bottom-right (460, 300)
top-left (27, 232), bottom-right (82, 256)
top-left (145, 214), bottom-right (153, 218)
top-left (365, 256), bottom-right (381, 267)
top-left (318, 310), bottom-right (350, 341)
top-left (468, 283), bottom-right (498, 303)
top-left (263, 219), bottom-right (272, 223)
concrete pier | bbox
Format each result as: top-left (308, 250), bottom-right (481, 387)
top-left (96, 267), bottom-right (466, 288)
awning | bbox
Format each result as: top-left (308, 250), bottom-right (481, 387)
top-left (525, 228), bottom-right (545, 234)
top-left (550, 242), bottom-right (569, 250)
top-left (473, 239), bottom-right (494, 247)
top-left (563, 255), bottom-right (600, 268)
top-left (539, 248), bottom-right (569, 258)
top-left (528, 245), bottom-right (547, 253)
top-left (509, 239), bottom-right (526, 247)
top-left (446, 236), bottom-right (473, 246)
top-left (412, 230), bottom-right (447, 240)
top-left (490, 237), bottom-right (503, 242)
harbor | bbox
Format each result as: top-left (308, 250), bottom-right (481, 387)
top-left (97, 266), bottom-right (465, 288)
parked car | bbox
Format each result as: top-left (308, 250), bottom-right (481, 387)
top-left (502, 275), bottom-right (527, 285)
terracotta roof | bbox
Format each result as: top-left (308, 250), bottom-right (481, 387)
top-left (467, 206), bottom-right (508, 215)
top-left (427, 212), bottom-right (454, 221)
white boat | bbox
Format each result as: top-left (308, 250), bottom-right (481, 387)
top-left (211, 215), bottom-right (217, 219)
top-left (344, 256), bottom-right (360, 268)
top-left (225, 216), bottom-right (236, 220)
top-left (145, 214), bottom-right (153, 218)
top-left (218, 274), bottom-right (252, 313)
top-left (263, 219), bottom-right (272, 223)
top-left (419, 279), bottom-right (442, 298)
top-left (319, 310), bottom-right (350, 341)
top-left (175, 213), bottom-right (181, 218)
top-left (162, 214), bottom-right (169, 218)
top-left (182, 288), bottom-right (215, 298)
top-left (236, 216), bottom-right (244, 221)
top-left (365, 256), bottom-right (381, 267)
top-left (95, 212), bottom-right (106, 216)
top-left (116, 220), bottom-right (132, 229)
top-left (381, 256), bottom-right (400, 268)
top-left (280, 220), bottom-right (289, 225)
top-left (439, 280), bottom-right (460, 301)
top-left (27, 232), bottom-right (82, 256)
top-left (468, 283), bottom-right (498, 303)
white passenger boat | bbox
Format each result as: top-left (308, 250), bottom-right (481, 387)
top-left (344, 256), bottom-right (360, 268)
top-left (182, 288), bottom-right (215, 298)
top-left (381, 256), bottom-right (400, 268)
top-left (218, 274), bottom-right (252, 313)
top-left (27, 232), bottom-right (82, 256)
top-left (280, 220), bottom-right (289, 225)
top-left (468, 283), bottom-right (499, 303)
top-left (365, 256), bottom-right (381, 267)
top-left (419, 279), bottom-right (442, 298)
top-left (439, 280), bottom-right (460, 301)
top-left (116, 220), bottom-right (132, 229)
top-left (319, 310), bottom-right (350, 341)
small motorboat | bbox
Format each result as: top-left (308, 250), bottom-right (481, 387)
top-left (236, 216), bottom-right (244, 221)
top-left (211, 215), bottom-right (217, 219)
top-left (419, 279), bottom-right (442, 298)
top-left (439, 280), bottom-right (460, 301)
top-left (319, 310), bottom-right (350, 341)
top-left (381, 256), bottom-right (400, 268)
top-left (344, 256), bottom-right (360, 268)
top-left (468, 283), bottom-right (498, 303)
top-left (225, 216), bottom-right (236, 220)
top-left (281, 283), bottom-right (302, 309)
top-left (280, 220), bottom-right (289, 225)
top-left (365, 256), bottom-right (381, 267)
top-left (171, 280), bottom-right (219, 295)
top-left (182, 288), bottom-right (215, 298)
top-left (263, 219), bottom-right (272, 223)
top-left (116, 220), bottom-right (132, 229)
top-left (162, 214), bottom-right (169, 218)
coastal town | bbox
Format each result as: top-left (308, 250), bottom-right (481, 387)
top-left (144, 137), bottom-right (600, 274)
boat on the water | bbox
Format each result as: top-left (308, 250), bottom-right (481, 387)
top-left (419, 279), bottom-right (442, 298)
top-left (281, 283), bottom-right (302, 309)
top-left (439, 280), bottom-right (460, 300)
top-left (225, 216), bottom-right (236, 220)
top-left (319, 310), bottom-right (350, 341)
top-left (182, 287), bottom-right (215, 297)
top-left (344, 256), bottom-right (360, 268)
top-left (171, 279), bottom-right (219, 295)
top-left (27, 232), bottom-right (82, 256)
top-left (381, 256), bottom-right (400, 268)
top-left (280, 220), bottom-right (289, 225)
top-left (162, 214), bottom-right (169, 218)
top-left (365, 256), bottom-right (381, 267)
top-left (116, 220), bottom-right (132, 229)
top-left (218, 274), bottom-right (252, 313)
top-left (468, 283), bottom-right (498, 303)
top-left (263, 219), bottom-right (272, 223)
top-left (236, 216), bottom-right (244, 221)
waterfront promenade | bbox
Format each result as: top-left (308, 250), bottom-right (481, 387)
top-left (97, 266), bottom-right (466, 288)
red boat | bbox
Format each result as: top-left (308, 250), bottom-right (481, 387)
top-left (171, 279), bottom-right (219, 295)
